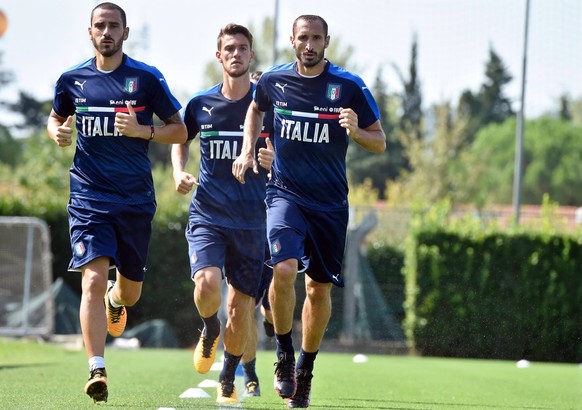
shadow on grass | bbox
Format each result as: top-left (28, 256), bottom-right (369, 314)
top-left (324, 397), bottom-right (554, 410)
top-left (0, 363), bottom-right (53, 371)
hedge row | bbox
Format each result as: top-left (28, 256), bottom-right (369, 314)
top-left (404, 230), bottom-right (582, 362)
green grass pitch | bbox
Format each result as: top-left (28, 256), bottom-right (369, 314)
top-left (0, 337), bottom-right (579, 409)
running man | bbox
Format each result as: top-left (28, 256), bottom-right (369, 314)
top-left (232, 14), bottom-right (386, 409)
top-left (47, 2), bottom-right (186, 403)
top-left (171, 23), bottom-right (273, 404)
top-left (239, 70), bottom-right (276, 398)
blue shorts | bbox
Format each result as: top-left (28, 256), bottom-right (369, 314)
top-left (266, 195), bottom-right (348, 287)
top-left (186, 221), bottom-right (265, 298)
top-left (67, 197), bottom-right (156, 282)
top-left (255, 242), bottom-right (273, 309)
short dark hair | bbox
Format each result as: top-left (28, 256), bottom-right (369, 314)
top-left (92, 2), bottom-right (127, 28)
top-left (217, 23), bottom-right (253, 50)
top-left (250, 71), bottom-right (262, 83)
top-left (293, 15), bottom-right (328, 37)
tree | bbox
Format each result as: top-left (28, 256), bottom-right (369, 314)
top-left (394, 102), bottom-right (470, 205)
top-left (250, 17), bottom-right (276, 69)
top-left (347, 68), bottom-right (403, 199)
top-left (2, 126), bottom-right (73, 209)
top-left (457, 47), bottom-right (514, 145)
top-left (480, 48), bottom-right (513, 124)
top-left (386, 34), bottom-right (426, 204)
top-left (558, 94), bottom-right (572, 122)
top-left (0, 123), bottom-right (21, 167)
top-left (0, 51), bottom-right (13, 95)
top-left (458, 116), bottom-right (582, 206)
top-left (7, 91), bottom-right (52, 131)
top-left (571, 97), bottom-right (582, 127)
top-left (0, 51), bottom-right (20, 167)
top-left (394, 34), bottom-right (423, 147)
top-left (456, 89), bottom-right (482, 146)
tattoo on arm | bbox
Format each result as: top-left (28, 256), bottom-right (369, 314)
top-left (163, 112), bottom-right (184, 125)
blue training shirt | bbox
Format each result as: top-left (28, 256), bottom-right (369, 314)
top-left (255, 60), bottom-right (381, 211)
top-left (183, 83), bottom-right (272, 229)
top-left (52, 54), bottom-right (182, 204)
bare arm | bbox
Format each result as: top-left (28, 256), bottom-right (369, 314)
top-left (232, 100), bottom-right (265, 184)
top-left (152, 111), bottom-right (188, 144)
top-left (47, 110), bottom-right (74, 148)
top-left (339, 108), bottom-right (387, 154)
top-left (114, 102), bottom-right (187, 144)
top-left (171, 139), bottom-right (198, 195)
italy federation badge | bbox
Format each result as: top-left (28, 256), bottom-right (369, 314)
top-left (326, 83), bottom-right (341, 102)
top-left (125, 77), bottom-right (138, 94)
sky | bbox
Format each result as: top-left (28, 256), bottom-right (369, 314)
top-left (0, 0), bottom-right (581, 127)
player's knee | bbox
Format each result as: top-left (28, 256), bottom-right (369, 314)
top-left (229, 291), bottom-right (253, 312)
top-left (273, 259), bottom-right (297, 283)
top-left (82, 272), bottom-right (107, 298)
top-left (305, 280), bottom-right (331, 300)
top-left (194, 268), bottom-right (222, 296)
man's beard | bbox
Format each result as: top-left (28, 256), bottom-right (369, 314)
top-left (227, 65), bottom-right (249, 79)
top-left (296, 49), bottom-right (325, 68)
top-left (93, 38), bottom-right (123, 58)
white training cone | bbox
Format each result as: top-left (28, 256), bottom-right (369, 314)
top-left (353, 354), bottom-right (368, 363)
top-left (179, 388), bottom-right (211, 398)
top-left (516, 359), bottom-right (531, 368)
top-left (198, 379), bottom-right (218, 388)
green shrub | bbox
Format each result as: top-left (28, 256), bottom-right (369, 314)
top-left (403, 200), bottom-right (582, 362)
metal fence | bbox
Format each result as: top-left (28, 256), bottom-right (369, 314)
top-left (0, 217), bottom-right (54, 337)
